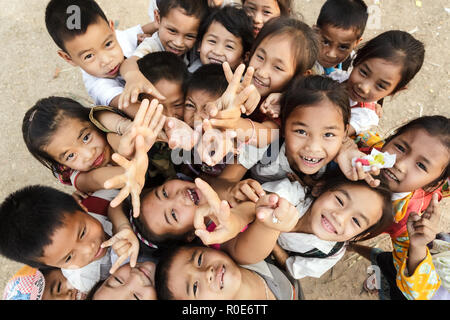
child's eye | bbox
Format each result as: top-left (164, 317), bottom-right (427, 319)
top-left (80, 227), bottom-right (86, 239)
top-left (167, 28), bottom-right (177, 34)
top-left (394, 143), bottom-right (405, 153)
top-left (198, 253), bottom-right (203, 267)
top-left (256, 54), bottom-right (264, 61)
top-left (322, 39), bottom-right (330, 46)
top-left (208, 39), bottom-right (216, 45)
top-left (114, 277), bottom-right (123, 284)
top-left (66, 153), bottom-right (75, 162)
top-left (225, 44), bottom-right (234, 50)
top-left (57, 281), bottom-right (62, 293)
top-left (84, 54), bottom-right (93, 61)
top-left (274, 65), bottom-right (284, 71)
top-left (339, 45), bottom-right (350, 51)
top-left (133, 293), bottom-right (140, 300)
top-left (193, 281), bottom-right (198, 296)
top-left (162, 188), bottom-right (168, 198)
top-left (359, 69), bottom-right (367, 77)
top-left (105, 41), bottom-right (114, 48)
top-left (335, 195), bottom-right (344, 206)
top-left (186, 35), bottom-right (196, 40)
top-left (295, 129), bottom-right (307, 135)
top-left (171, 209), bottom-right (178, 222)
top-left (185, 103), bottom-right (195, 110)
top-left (417, 162), bottom-right (428, 172)
top-left (83, 133), bottom-right (90, 143)
top-left (376, 83), bottom-right (387, 90)
top-left (263, 10), bottom-right (272, 15)
top-left (65, 254), bottom-right (72, 264)
top-left (352, 217), bottom-right (361, 227)
top-left (324, 132), bottom-right (335, 138)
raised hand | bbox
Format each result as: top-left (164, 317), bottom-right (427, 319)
top-left (407, 193), bottom-right (441, 249)
top-left (164, 117), bottom-right (201, 151)
top-left (118, 99), bottom-right (166, 158)
top-left (199, 119), bottom-right (237, 166)
top-left (260, 93), bottom-right (282, 119)
top-left (193, 178), bottom-right (243, 245)
top-left (229, 179), bottom-right (266, 207)
top-left (255, 194), bottom-right (299, 232)
top-left (104, 135), bottom-right (153, 218)
top-left (101, 225), bottom-right (139, 274)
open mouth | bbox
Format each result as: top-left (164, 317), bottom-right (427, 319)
top-left (321, 215), bottom-right (337, 234)
top-left (167, 45), bottom-right (184, 56)
top-left (217, 265), bottom-right (225, 290)
top-left (300, 155), bottom-right (324, 167)
top-left (75, 290), bottom-right (86, 300)
top-left (350, 87), bottom-right (366, 102)
top-left (187, 188), bottom-right (200, 205)
top-left (382, 169), bottom-right (399, 183)
top-left (253, 76), bottom-right (269, 88)
top-left (94, 245), bottom-right (105, 260)
top-left (207, 56), bottom-right (225, 65)
top-left (107, 64), bottom-right (120, 77)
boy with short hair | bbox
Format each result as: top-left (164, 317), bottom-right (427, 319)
top-left (0, 186), bottom-right (122, 293)
top-left (313, 0), bottom-right (368, 75)
top-left (119, 0), bottom-right (208, 109)
top-left (45, 0), bottom-right (162, 117)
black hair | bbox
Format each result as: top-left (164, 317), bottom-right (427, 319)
top-left (280, 75), bottom-right (350, 132)
top-left (249, 17), bottom-right (319, 77)
top-left (317, 0), bottom-right (369, 38)
top-left (197, 6), bottom-right (254, 56)
top-left (316, 172), bottom-right (393, 242)
top-left (383, 115), bottom-right (450, 192)
top-left (22, 96), bottom-right (93, 177)
top-left (186, 63), bottom-right (229, 97)
top-left (85, 279), bottom-right (106, 300)
top-left (45, 0), bottom-right (109, 52)
top-left (242, 0), bottom-right (292, 16)
top-left (137, 51), bottom-right (190, 93)
top-left (158, 0), bottom-right (209, 21)
top-left (155, 243), bottom-right (200, 300)
top-left (353, 30), bottom-right (425, 95)
top-left (0, 185), bottom-right (83, 268)
top-left (124, 189), bottom-right (194, 249)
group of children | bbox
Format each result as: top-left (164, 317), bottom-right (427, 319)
top-left (1, 0), bottom-right (449, 301)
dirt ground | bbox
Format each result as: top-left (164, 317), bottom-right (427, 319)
top-left (0, 0), bottom-right (448, 300)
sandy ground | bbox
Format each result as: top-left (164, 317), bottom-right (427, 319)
top-left (0, 0), bottom-right (448, 300)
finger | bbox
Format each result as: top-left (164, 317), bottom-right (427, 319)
top-left (131, 191), bottom-right (141, 218)
top-left (216, 200), bottom-right (231, 223)
top-left (104, 174), bottom-right (127, 190)
top-left (241, 66), bottom-right (254, 88)
top-left (223, 61), bottom-right (235, 83)
top-left (142, 99), bottom-right (158, 128)
top-left (109, 253), bottom-right (129, 274)
top-left (128, 246), bottom-right (139, 268)
top-left (134, 99), bottom-right (150, 126)
top-left (236, 84), bottom-right (256, 107)
top-left (427, 193), bottom-right (441, 223)
top-left (122, 90), bottom-right (131, 108)
top-left (195, 178), bottom-right (221, 210)
top-left (193, 208), bottom-right (208, 231)
top-left (364, 174), bottom-right (380, 188)
top-left (233, 190), bottom-right (248, 202)
top-left (145, 83), bottom-right (166, 101)
top-left (355, 162), bottom-right (366, 179)
top-left (240, 184), bottom-right (259, 203)
top-left (205, 101), bottom-right (219, 118)
top-left (110, 187), bottom-right (131, 208)
top-left (130, 87), bottom-right (141, 104)
top-left (248, 180), bottom-right (266, 197)
top-left (195, 229), bottom-right (214, 245)
top-left (256, 194), bottom-right (278, 208)
top-left (111, 153), bottom-right (132, 169)
top-left (101, 236), bottom-right (117, 249)
top-left (224, 63), bottom-right (246, 96)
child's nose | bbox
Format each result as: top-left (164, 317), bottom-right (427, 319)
top-left (254, 12), bottom-right (263, 24)
top-left (358, 82), bottom-right (370, 94)
top-left (206, 266), bottom-right (214, 284)
top-left (173, 35), bottom-right (184, 48)
top-left (326, 47), bottom-right (337, 59)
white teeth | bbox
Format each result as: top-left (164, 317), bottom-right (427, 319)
top-left (254, 77), bottom-right (268, 87)
top-left (385, 170), bottom-right (399, 182)
top-left (188, 189), bottom-right (195, 203)
top-left (302, 156), bottom-right (321, 163)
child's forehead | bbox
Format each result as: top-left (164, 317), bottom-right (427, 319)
top-left (318, 23), bottom-right (361, 43)
top-left (161, 7), bottom-right (201, 28)
top-left (64, 18), bottom-right (114, 55)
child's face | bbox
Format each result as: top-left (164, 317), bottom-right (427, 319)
top-left (93, 261), bottom-right (157, 300)
top-left (308, 184), bottom-right (383, 242)
top-left (347, 58), bottom-right (403, 103)
top-left (316, 24), bottom-right (362, 69)
top-left (140, 180), bottom-right (207, 238)
top-left (39, 209), bottom-right (108, 269)
top-left (199, 21), bottom-right (245, 70)
top-left (42, 269), bottom-right (86, 300)
top-left (249, 34), bottom-right (296, 98)
top-left (243, 0), bottom-right (281, 37)
top-left (284, 100), bottom-right (347, 175)
top-left (208, 0), bottom-right (224, 7)
top-left (184, 89), bottom-right (221, 127)
top-left (167, 246), bottom-right (241, 300)
top-left (158, 8), bottom-right (200, 56)
top-left (44, 118), bottom-right (112, 172)
top-left (58, 19), bottom-right (124, 79)
top-left (142, 79), bottom-right (185, 120)
top-left (381, 128), bottom-right (449, 193)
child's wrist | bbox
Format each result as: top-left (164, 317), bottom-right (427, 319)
top-left (116, 118), bottom-right (132, 136)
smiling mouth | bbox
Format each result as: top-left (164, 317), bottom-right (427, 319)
top-left (167, 45), bottom-right (184, 56)
top-left (321, 215), bottom-right (337, 234)
top-left (75, 290), bottom-right (86, 300)
top-left (351, 87), bottom-right (367, 102)
top-left (208, 56), bottom-right (224, 64)
top-left (300, 155), bottom-right (324, 167)
top-left (92, 152), bottom-right (105, 168)
top-left (217, 265), bottom-right (225, 290)
top-left (253, 76), bottom-right (269, 88)
top-left (383, 169), bottom-right (400, 183)
top-left (187, 188), bottom-right (200, 205)
top-left (107, 64), bottom-right (120, 77)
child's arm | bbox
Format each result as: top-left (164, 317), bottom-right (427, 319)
top-left (391, 194), bottom-right (442, 300)
top-left (101, 204), bottom-right (140, 274)
top-left (118, 56), bottom-right (165, 109)
top-left (221, 193), bottom-right (299, 265)
top-left (75, 166), bottom-right (126, 194)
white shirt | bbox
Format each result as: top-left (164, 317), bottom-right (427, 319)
top-left (61, 189), bottom-right (119, 293)
top-left (82, 25), bottom-right (144, 106)
top-left (262, 178), bottom-right (346, 280)
top-left (328, 69), bottom-right (380, 135)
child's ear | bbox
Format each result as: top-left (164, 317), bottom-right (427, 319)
top-left (312, 25), bottom-right (321, 34)
top-left (243, 51), bottom-right (250, 64)
top-left (154, 10), bottom-right (161, 25)
top-left (303, 69), bottom-right (313, 76)
top-left (57, 50), bottom-right (77, 66)
top-left (354, 37), bottom-right (363, 48)
top-left (78, 203), bottom-right (89, 213)
top-left (311, 182), bottom-right (326, 197)
top-left (109, 19), bottom-right (115, 32)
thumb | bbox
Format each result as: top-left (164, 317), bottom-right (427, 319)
top-left (195, 229), bottom-right (212, 245)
